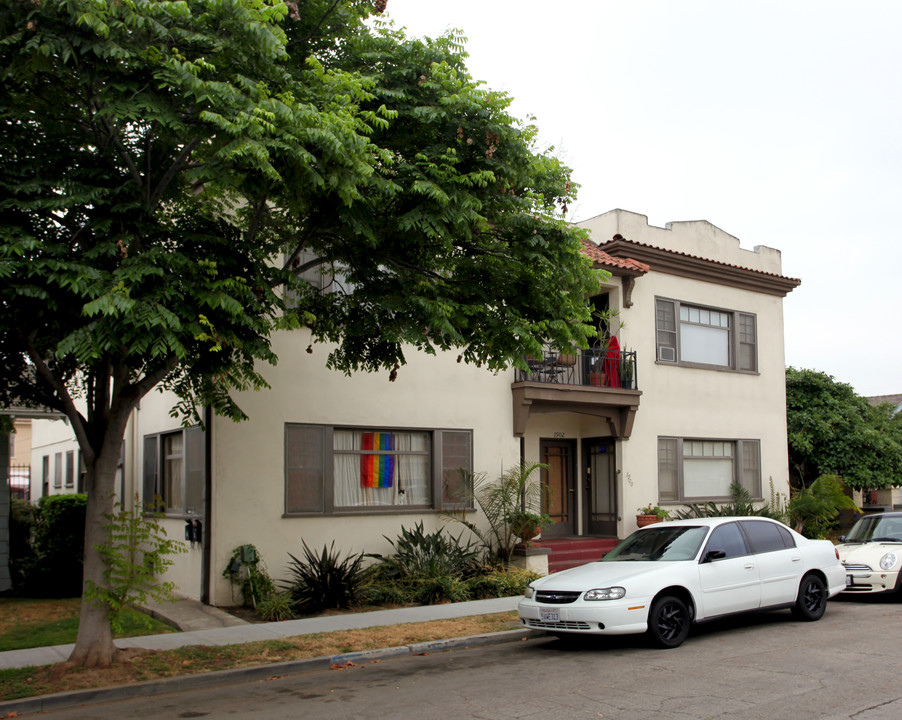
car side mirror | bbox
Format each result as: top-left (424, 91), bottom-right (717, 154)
top-left (838, 536), bottom-right (847, 543)
top-left (703, 549), bottom-right (727, 563)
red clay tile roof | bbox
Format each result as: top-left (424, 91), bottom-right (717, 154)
top-left (580, 238), bottom-right (650, 274)
top-left (599, 235), bottom-right (801, 285)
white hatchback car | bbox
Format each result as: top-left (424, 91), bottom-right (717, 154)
top-left (837, 512), bottom-right (902, 595)
top-left (518, 517), bottom-right (846, 648)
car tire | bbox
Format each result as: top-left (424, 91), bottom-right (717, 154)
top-left (792, 574), bottom-right (827, 621)
top-left (647, 595), bottom-right (690, 648)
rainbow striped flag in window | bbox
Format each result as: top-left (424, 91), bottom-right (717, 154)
top-left (360, 432), bottom-right (395, 488)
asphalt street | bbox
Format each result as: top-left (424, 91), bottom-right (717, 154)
top-left (18, 595), bottom-right (902, 720)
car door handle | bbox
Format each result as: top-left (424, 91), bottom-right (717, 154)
top-left (791, 556), bottom-right (802, 562)
top-left (744, 563), bottom-right (755, 570)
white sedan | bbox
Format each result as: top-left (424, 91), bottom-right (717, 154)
top-left (837, 511), bottom-right (902, 595)
top-left (518, 517), bottom-right (846, 648)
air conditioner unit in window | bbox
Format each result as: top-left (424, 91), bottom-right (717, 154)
top-left (658, 346), bottom-right (676, 362)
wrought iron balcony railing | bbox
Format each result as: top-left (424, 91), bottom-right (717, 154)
top-left (514, 345), bottom-right (637, 390)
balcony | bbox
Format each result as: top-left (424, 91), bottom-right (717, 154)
top-left (511, 345), bottom-right (641, 438)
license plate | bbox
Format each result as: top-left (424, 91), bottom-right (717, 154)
top-left (540, 608), bottom-right (560, 622)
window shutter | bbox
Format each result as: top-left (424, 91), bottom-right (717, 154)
top-left (655, 299), bottom-right (677, 362)
top-left (285, 424), bottom-right (325, 513)
top-left (657, 437), bottom-right (679, 501)
top-left (738, 313), bottom-right (757, 372)
top-left (143, 435), bottom-right (160, 512)
top-left (64, 450), bottom-right (74, 487)
top-left (439, 430), bottom-right (473, 509)
top-left (740, 439), bottom-right (761, 497)
top-left (184, 426), bottom-right (205, 515)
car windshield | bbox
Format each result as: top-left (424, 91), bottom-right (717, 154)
top-left (601, 526), bottom-right (709, 562)
top-left (845, 515), bottom-right (902, 543)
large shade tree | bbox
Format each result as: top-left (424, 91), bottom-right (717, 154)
top-left (0, 0), bottom-right (600, 667)
top-left (786, 367), bottom-right (902, 490)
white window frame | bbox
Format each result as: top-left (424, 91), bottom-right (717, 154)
top-left (655, 297), bottom-right (757, 372)
top-left (284, 424), bottom-right (473, 515)
top-left (658, 436), bottom-right (761, 502)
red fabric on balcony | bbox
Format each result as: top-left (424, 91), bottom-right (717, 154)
top-left (603, 335), bottom-right (620, 387)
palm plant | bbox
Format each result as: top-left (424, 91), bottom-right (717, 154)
top-left (447, 462), bottom-right (549, 565)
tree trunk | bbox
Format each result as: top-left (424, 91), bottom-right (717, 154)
top-left (67, 441), bottom-right (123, 667)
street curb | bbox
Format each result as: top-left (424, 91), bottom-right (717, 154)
top-left (0, 628), bottom-right (545, 716)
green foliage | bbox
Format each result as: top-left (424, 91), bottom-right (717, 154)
top-left (637, 504), bottom-right (671, 520)
top-left (283, 542), bottom-right (367, 615)
top-left (366, 522), bottom-right (485, 605)
top-left (408, 576), bottom-right (472, 605)
top-left (361, 565), bottom-right (539, 607)
top-left (672, 483), bottom-right (779, 520)
top-left (466, 568), bottom-right (540, 599)
top-left (786, 368), bottom-right (902, 490)
top-left (7, 497), bottom-right (37, 593)
top-left (367, 522), bottom-right (483, 581)
top-left (0, 0), bottom-right (601, 660)
top-left (256, 592), bottom-right (295, 622)
top-left (87, 499), bottom-right (187, 633)
top-left (786, 474), bottom-right (860, 539)
top-left (222, 544), bottom-right (276, 609)
top-left (358, 579), bottom-right (411, 608)
top-left (446, 462), bottom-right (549, 564)
top-left (23, 495), bottom-right (87, 597)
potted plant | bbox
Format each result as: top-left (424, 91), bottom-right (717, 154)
top-left (587, 355), bottom-right (606, 387)
top-left (636, 504), bottom-right (670, 527)
top-left (620, 346), bottom-right (634, 389)
top-left (509, 510), bottom-right (553, 544)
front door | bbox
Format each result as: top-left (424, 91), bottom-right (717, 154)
top-left (540, 439), bottom-right (576, 537)
top-left (584, 437), bottom-right (617, 535)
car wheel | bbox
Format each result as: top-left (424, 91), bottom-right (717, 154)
top-left (792, 574), bottom-right (827, 621)
top-left (647, 595), bottom-right (690, 648)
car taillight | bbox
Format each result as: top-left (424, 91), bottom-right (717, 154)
top-left (835, 548), bottom-right (840, 560)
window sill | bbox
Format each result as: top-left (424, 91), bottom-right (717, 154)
top-left (283, 507), bottom-right (475, 518)
top-left (655, 360), bottom-right (760, 376)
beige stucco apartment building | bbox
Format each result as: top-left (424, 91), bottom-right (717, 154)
top-left (28, 209), bottom-right (801, 606)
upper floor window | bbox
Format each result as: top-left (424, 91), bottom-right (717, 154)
top-left (143, 427), bottom-right (204, 515)
top-left (285, 424), bottom-right (473, 515)
top-left (655, 297), bottom-right (757, 372)
top-left (658, 436), bottom-right (761, 502)
top-left (285, 249), bottom-right (352, 301)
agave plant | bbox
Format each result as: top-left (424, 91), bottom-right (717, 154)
top-left (368, 522), bottom-right (483, 581)
top-left (672, 483), bottom-right (777, 520)
top-left (282, 541), bottom-right (368, 614)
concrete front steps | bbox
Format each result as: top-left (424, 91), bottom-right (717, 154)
top-left (532, 537), bottom-right (619, 574)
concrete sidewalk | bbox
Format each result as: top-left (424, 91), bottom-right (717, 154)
top-left (0, 595), bottom-right (524, 670)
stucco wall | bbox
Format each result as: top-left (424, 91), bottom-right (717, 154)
top-left (158, 330), bottom-right (523, 605)
top-left (577, 210), bottom-right (793, 535)
top-left (578, 209), bottom-right (786, 275)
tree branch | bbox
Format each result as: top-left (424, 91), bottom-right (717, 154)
top-left (286, 0), bottom-right (343, 49)
top-left (149, 137), bottom-right (202, 209)
top-left (21, 331), bottom-right (93, 464)
top-left (97, 112), bottom-right (144, 192)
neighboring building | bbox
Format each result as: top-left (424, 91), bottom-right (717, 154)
top-left (2, 406), bottom-right (67, 593)
top-left (29, 209), bottom-right (801, 606)
top-left (7, 418), bottom-right (32, 501)
top-left (867, 394), bottom-right (902, 416)
top-left (861, 393), bottom-right (902, 509)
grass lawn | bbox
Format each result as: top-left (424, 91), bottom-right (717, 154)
top-left (0, 597), bottom-right (176, 652)
top-left (0, 606), bottom-right (522, 702)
